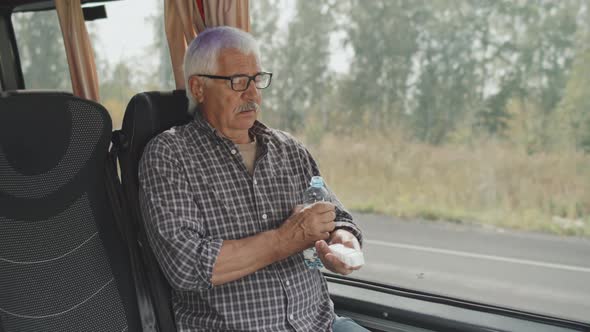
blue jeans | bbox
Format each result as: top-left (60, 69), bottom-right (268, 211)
top-left (332, 316), bottom-right (370, 331)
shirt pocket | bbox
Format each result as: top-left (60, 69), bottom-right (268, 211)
top-left (196, 177), bottom-right (249, 240)
top-left (270, 165), bottom-right (304, 220)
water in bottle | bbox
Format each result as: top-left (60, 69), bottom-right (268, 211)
top-left (302, 176), bottom-right (331, 269)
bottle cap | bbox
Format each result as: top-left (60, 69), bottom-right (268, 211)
top-left (310, 176), bottom-right (324, 188)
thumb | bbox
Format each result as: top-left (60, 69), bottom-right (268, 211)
top-left (315, 240), bottom-right (330, 256)
top-left (291, 204), bottom-right (304, 215)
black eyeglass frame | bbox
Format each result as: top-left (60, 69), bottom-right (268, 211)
top-left (194, 72), bottom-right (273, 92)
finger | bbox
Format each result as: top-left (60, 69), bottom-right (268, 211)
top-left (329, 230), bottom-right (361, 250)
top-left (328, 222), bottom-right (336, 232)
top-left (342, 240), bottom-right (355, 248)
top-left (291, 204), bottom-right (304, 214)
top-left (349, 237), bottom-right (362, 250)
top-left (315, 240), bottom-right (330, 256)
top-left (310, 201), bottom-right (335, 213)
top-left (316, 241), bottom-right (335, 270)
top-left (317, 211), bottom-right (336, 223)
top-left (318, 221), bottom-right (335, 233)
top-left (321, 210), bottom-right (336, 221)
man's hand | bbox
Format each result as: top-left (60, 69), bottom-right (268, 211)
top-left (277, 202), bottom-right (336, 254)
top-left (316, 229), bottom-right (362, 275)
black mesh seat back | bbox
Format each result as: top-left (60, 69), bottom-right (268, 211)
top-left (119, 90), bottom-right (191, 228)
top-left (0, 94), bottom-right (140, 332)
top-left (118, 90), bottom-right (191, 331)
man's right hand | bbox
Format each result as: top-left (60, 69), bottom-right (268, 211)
top-left (276, 202), bottom-right (336, 254)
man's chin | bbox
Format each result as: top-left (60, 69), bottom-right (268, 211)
top-left (236, 110), bottom-right (259, 123)
top-left (234, 111), bottom-right (258, 128)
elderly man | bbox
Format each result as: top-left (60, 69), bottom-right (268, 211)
top-left (139, 26), bottom-right (367, 331)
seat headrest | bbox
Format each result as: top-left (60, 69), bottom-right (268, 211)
top-left (0, 93), bottom-right (110, 182)
top-left (120, 90), bottom-right (192, 154)
top-left (117, 90), bottom-right (191, 229)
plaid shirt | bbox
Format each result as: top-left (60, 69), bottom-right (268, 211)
top-left (138, 112), bottom-right (362, 332)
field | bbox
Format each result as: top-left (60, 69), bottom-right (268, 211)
top-left (306, 132), bottom-right (590, 237)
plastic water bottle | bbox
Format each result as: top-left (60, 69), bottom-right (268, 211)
top-left (302, 176), bottom-right (331, 269)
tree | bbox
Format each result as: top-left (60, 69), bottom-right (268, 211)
top-left (12, 10), bottom-right (71, 90)
top-left (99, 60), bottom-right (137, 128)
top-left (553, 1), bottom-right (590, 152)
top-left (411, 1), bottom-right (493, 144)
top-left (339, 0), bottom-right (421, 130)
top-left (507, 1), bottom-right (581, 151)
top-left (250, 0), bottom-right (283, 129)
top-left (252, 1), bottom-right (336, 132)
top-left (279, 1), bottom-right (336, 131)
top-left (146, 0), bottom-right (175, 90)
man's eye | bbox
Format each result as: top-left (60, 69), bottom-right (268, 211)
top-left (233, 77), bottom-right (248, 84)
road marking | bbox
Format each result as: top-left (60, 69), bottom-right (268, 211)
top-left (366, 240), bottom-right (590, 273)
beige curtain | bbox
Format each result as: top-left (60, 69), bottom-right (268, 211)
top-left (55, 0), bottom-right (99, 101)
top-left (165, 0), bottom-right (250, 89)
top-left (203, 0), bottom-right (250, 31)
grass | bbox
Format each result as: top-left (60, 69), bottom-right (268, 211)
top-left (303, 131), bottom-right (590, 237)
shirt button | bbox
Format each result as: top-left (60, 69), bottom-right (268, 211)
top-left (262, 213), bottom-right (267, 220)
top-left (289, 314), bottom-right (294, 320)
top-left (253, 179), bottom-right (258, 185)
top-left (230, 149), bottom-right (237, 155)
top-left (286, 280), bottom-right (290, 286)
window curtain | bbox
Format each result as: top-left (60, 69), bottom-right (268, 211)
top-left (164, 0), bottom-right (250, 89)
top-left (55, 0), bottom-right (99, 101)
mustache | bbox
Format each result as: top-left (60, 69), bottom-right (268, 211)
top-left (236, 101), bottom-right (260, 113)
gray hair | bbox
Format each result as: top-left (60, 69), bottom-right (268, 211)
top-left (183, 26), bottom-right (261, 115)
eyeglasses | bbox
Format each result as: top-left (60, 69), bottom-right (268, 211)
top-left (194, 72), bottom-right (273, 92)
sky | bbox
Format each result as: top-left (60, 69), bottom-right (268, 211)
top-left (85, 0), bottom-right (160, 65)
top-left (84, 0), bottom-right (351, 74)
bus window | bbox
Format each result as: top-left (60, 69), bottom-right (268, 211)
top-left (251, 0), bottom-right (590, 323)
top-left (3, 0), bottom-right (590, 330)
top-left (12, 10), bottom-right (72, 92)
top-left (85, 0), bottom-right (174, 129)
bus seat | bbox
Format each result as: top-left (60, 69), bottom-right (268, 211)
top-left (116, 90), bottom-right (191, 233)
top-left (114, 90), bottom-right (192, 332)
top-left (0, 93), bottom-right (143, 331)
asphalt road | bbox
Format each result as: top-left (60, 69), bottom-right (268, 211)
top-left (347, 213), bottom-right (590, 323)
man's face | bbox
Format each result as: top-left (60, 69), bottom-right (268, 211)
top-left (197, 48), bottom-right (262, 141)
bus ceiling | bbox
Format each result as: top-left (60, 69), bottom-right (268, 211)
top-left (5, 0), bottom-right (119, 14)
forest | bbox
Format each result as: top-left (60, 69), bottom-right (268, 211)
top-left (13, 0), bottom-right (590, 235)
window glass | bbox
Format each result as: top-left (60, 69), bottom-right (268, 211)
top-left (85, 0), bottom-right (174, 128)
top-left (251, 0), bottom-right (590, 322)
top-left (12, 10), bottom-right (72, 92)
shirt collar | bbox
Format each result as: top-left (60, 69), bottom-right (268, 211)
top-left (192, 109), bottom-right (271, 144)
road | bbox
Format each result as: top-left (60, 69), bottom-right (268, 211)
top-left (348, 213), bottom-right (590, 323)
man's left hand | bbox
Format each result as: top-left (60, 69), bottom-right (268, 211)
top-left (315, 229), bottom-right (362, 275)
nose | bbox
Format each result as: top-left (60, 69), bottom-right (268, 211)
top-left (242, 79), bottom-right (259, 100)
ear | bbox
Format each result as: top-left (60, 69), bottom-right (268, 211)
top-left (188, 76), bottom-right (205, 103)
